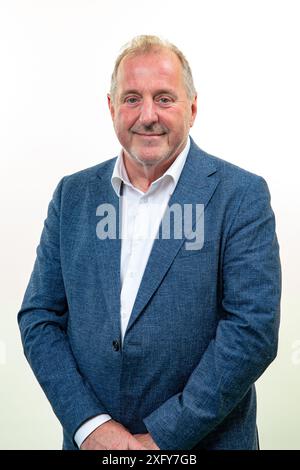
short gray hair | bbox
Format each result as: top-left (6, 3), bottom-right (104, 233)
top-left (110, 35), bottom-right (197, 103)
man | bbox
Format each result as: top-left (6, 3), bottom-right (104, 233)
top-left (18, 35), bottom-right (281, 450)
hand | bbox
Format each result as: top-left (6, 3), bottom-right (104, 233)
top-left (134, 433), bottom-right (160, 450)
top-left (80, 419), bottom-right (147, 450)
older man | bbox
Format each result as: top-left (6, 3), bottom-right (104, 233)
top-left (18, 35), bottom-right (281, 450)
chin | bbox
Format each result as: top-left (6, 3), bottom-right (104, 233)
top-left (137, 154), bottom-right (166, 166)
top-left (129, 149), bottom-right (164, 165)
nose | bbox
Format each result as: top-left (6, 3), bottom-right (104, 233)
top-left (138, 98), bottom-right (158, 126)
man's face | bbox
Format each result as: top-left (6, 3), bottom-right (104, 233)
top-left (108, 49), bottom-right (197, 168)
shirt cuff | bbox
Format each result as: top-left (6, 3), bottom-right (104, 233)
top-left (74, 414), bottom-right (112, 448)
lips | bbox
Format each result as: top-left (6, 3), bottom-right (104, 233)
top-left (134, 133), bottom-right (165, 137)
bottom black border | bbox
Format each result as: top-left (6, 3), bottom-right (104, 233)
top-left (0, 450), bottom-right (298, 466)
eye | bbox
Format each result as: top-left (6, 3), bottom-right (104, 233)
top-left (155, 96), bottom-right (174, 106)
top-left (125, 96), bottom-right (140, 105)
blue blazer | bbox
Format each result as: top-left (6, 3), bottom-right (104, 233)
top-left (18, 138), bottom-right (281, 450)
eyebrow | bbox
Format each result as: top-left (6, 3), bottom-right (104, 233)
top-left (120, 89), bottom-right (178, 100)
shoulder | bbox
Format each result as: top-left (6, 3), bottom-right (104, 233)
top-left (190, 138), bottom-right (269, 194)
top-left (63, 157), bottom-right (116, 187)
top-left (48, 157), bottom-right (117, 211)
top-left (51, 157), bottom-right (116, 199)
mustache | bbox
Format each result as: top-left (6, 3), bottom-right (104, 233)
top-left (130, 124), bottom-right (168, 135)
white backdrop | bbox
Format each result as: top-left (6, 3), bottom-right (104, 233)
top-left (1, 0), bottom-right (299, 449)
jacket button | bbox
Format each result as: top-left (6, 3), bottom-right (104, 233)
top-left (112, 340), bottom-right (120, 352)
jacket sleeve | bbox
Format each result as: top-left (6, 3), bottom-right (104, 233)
top-left (17, 178), bottom-right (108, 445)
top-left (143, 176), bottom-right (281, 449)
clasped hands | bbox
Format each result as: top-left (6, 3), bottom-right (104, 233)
top-left (80, 419), bottom-right (160, 450)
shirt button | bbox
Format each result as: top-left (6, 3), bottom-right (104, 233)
top-left (112, 340), bottom-right (120, 352)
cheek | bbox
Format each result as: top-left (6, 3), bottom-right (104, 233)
top-left (117, 108), bottom-right (138, 128)
top-left (161, 109), bottom-right (189, 131)
top-left (113, 117), bottom-right (127, 137)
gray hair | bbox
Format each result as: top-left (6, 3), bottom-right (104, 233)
top-left (110, 35), bottom-right (197, 103)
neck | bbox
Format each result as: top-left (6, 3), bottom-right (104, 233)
top-left (123, 156), bottom-right (176, 192)
top-left (122, 140), bottom-right (188, 192)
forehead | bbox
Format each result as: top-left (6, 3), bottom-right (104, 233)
top-left (117, 50), bottom-right (184, 91)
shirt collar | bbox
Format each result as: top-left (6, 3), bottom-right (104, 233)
top-left (111, 136), bottom-right (190, 197)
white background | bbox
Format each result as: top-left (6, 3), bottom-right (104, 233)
top-left (0, 0), bottom-right (299, 449)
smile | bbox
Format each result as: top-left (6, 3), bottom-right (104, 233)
top-left (134, 133), bottom-right (165, 137)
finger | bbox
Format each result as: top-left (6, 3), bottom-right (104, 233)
top-left (128, 437), bottom-right (147, 450)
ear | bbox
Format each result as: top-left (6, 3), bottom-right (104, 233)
top-left (107, 93), bottom-right (115, 120)
top-left (190, 94), bottom-right (197, 127)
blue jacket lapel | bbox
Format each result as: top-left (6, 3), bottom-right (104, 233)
top-left (90, 160), bottom-right (122, 332)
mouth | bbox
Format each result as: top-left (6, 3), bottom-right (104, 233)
top-left (134, 133), bottom-right (166, 137)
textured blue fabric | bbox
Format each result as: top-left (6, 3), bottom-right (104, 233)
top-left (18, 138), bottom-right (281, 450)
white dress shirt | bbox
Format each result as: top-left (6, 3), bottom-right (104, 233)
top-left (74, 137), bottom-right (190, 448)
